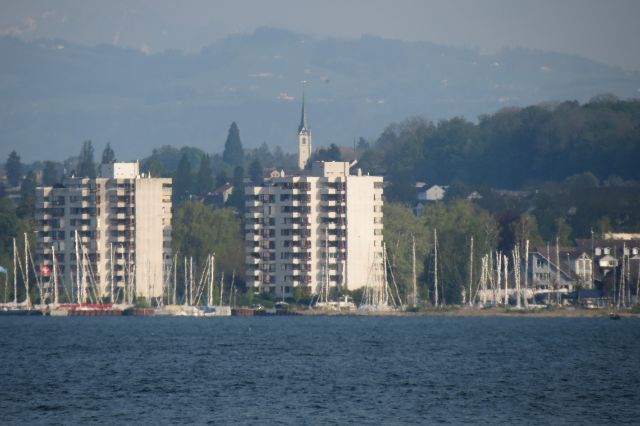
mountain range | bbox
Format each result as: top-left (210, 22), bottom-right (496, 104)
top-left (1, 27), bottom-right (639, 162)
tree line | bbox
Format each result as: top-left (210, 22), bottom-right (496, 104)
top-left (2, 99), bottom-right (640, 305)
top-left (359, 98), bottom-right (640, 203)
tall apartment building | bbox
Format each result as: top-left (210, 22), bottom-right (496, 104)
top-left (35, 162), bottom-right (172, 301)
top-left (245, 97), bottom-right (384, 297)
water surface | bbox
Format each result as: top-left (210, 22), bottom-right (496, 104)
top-left (1, 316), bottom-right (638, 425)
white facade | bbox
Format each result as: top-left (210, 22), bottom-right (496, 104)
top-left (35, 162), bottom-right (172, 301)
top-left (245, 161), bottom-right (384, 298)
top-left (297, 89), bottom-right (312, 170)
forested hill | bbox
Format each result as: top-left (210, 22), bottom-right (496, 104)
top-left (359, 99), bottom-right (640, 201)
top-left (2, 27), bottom-right (640, 161)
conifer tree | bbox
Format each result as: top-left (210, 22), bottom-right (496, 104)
top-left (248, 158), bottom-right (263, 184)
top-left (222, 122), bottom-right (244, 168)
top-left (174, 153), bottom-right (193, 203)
top-left (226, 166), bottom-right (245, 212)
top-left (5, 151), bottom-right (22, 187)
top-left (77, 140), bottom-right (97, 178)
top-left (196, 154), bottom-right (213, 195)
top-left (42, 161), bottom-right (60, 186)
top-left (101, 142), bottom-right (116, 164)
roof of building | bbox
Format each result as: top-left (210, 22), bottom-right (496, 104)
top-left (298, 87), bottom-right (309, 134)
top-left (530, 247), bottom-right (581, 281)
top-left (213, 182), bottom-right (233, 194)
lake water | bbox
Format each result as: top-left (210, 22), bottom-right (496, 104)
top-left (1, 316), bottom-right (639, 425)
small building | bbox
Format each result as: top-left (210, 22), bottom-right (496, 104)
top-left (203, 182), bottom-right (234, 208)
top-left (415, 184), bottom-right (448, 216)
top-left (529, 249), bottom-right (577, 293)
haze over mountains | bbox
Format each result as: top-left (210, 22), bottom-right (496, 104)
top-left (2, 27), bottom-right (639, 162)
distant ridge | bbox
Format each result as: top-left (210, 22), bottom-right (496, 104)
top-left (1, 27), bottom-right (639, 161)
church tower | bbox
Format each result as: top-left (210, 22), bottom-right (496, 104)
top-left (297, 87), bottom-right (312, 170)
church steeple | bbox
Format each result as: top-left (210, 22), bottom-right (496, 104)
top-left (298, 86), bottom-right (309, 134)
top-left (297, 83), bottom-right (312, 170)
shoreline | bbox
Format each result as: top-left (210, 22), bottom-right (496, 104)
top-left (292, 307), bottom-right (640, 318)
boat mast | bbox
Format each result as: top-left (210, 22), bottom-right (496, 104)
top-left (52, 245), bottom-right (58, 305)
top-left (433, 229), bottom-right (439, 308)
top-left (74, 230), bottom-right (80, 304)
top-left (189, 257), bottom-right (194, 306)
top-left (480, 255), bottom-right (487, 305)
top-left (619, 243), bottom-right (625, 308)
top-left (325, 227), bottom-right (329, 304)
top-left (24, 233), bottom-right (30, 307)
top-left (13, 238), bottom-right (17, 305)
top-left (127, 249), bottom-right (133, 304)
top-left (81, 242), bottom-right (87, 304)
top-left (524, 240), bottom-right (529, 309)
top-left (183, 256), bottom-right (188, 306)
top-left (173, 254), bottom-right (177, 305)
top-left (230, 270), bottom-right (236, 308)
top-left (468, 236), bottom-right (474, 307)
top-left (495, 252), bottom-right (501, 305)
top-left (412, 234), bottom-right (417, 308)
top-left (503, 254), bottom-right (509, 306)
top-left (636, 260), bottom-right (640, 307)
top-left (555, 237), bottom-right (561, 305)
top-left (110, 243), bottom-right (114, 304)
top-left (546, 243), bottom-right (551, 305)
top-left (219, 272), bottom-right (224, 306)
top-left (514, 245), bottom-right (521, 308)
top-left (209, 254), bottom-right (215, 307)
top-left (382, 242), bottom-right (388, 306)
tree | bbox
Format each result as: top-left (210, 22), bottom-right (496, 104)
top-left (356, 137), bottom-right (371, 157)
top-left (215, 171), bottom-right (229, 189)
top-left (196, 155), bottom-right (213, 196)
top-left (17, 171), bottom-right (37, 218)
top-left (141, 159), bottom-right (167, 177)
top-left (0, 198), bottom-right (34, 302)
top-left (422, 199), bottom-right (499, 305)
top-left (312, 143), bottom-right (342, 163)
top-left (42, 161), bottom-right (60, 186)
top-left (101, 143), bottom-right (116, 164)
top-left (226, 166), bottom-right (245, 212)
top-left (222, 122), bottom-right (244, 168)
top-left (510, 213), bottom-right (543, 250)
top-left (77, 140), bottom-right (97, 178)
top-left (555, 217), bottom-right (573, 246)
top-left (5, 151), bottom-right (22, 187)
top-left (172, 202), bottom-right (244, 282)
top-left (174, 154), bottom-right (193, 204)
top-left (248, 158), bottom-right (263, 184)
top-left (383, 203), bottom-right (431, 305)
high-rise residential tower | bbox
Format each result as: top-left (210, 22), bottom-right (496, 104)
top-left (245, 97), bottom-right (384, 298)
top-left (35, 162), bottom-right (172, 301)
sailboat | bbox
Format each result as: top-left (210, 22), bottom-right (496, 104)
top-left (0, 236), bottom-right (42, 315)
top-left (312, 227), bottom-right (355, 311)
top-left (198, 255), bottom-right (231, 317)
top-left (359, 243), bottom-right (400, 312)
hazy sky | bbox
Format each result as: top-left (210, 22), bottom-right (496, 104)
top-left (1, 0), bottom-right (639, 70)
